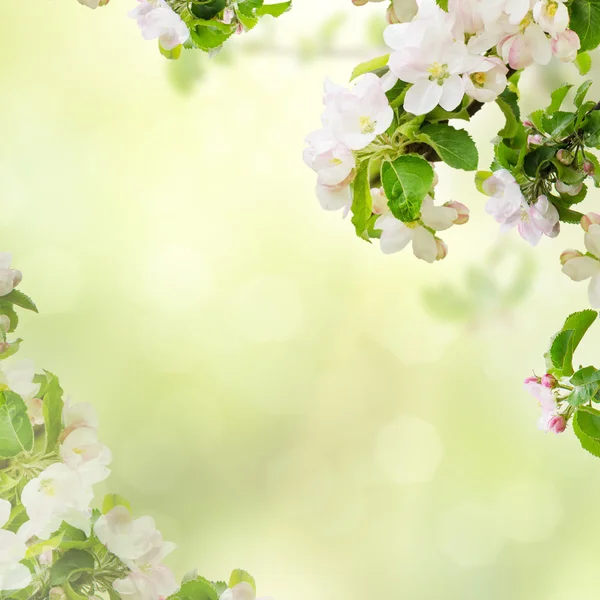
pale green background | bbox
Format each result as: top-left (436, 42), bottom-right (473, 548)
top-left (1, 2), bottom-right (600, 599)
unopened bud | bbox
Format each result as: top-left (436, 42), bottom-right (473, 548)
top-left (371, 187), bottom-right (388, 215)
top-left (444, 201), bottom-right (470, 225)
top-left (522, 119), bottom-right (534, 128)
top-left (583, 159), bottom-right (595, 176)
top-left (0, 342), bottom-right (10, 354)
top-left (528, 134), bottom-right (544, 146)
top-left (560, 249), bottom-right (583, 265)
top-left (49, 588), bottom-right (67, 600)
top-left (548, 415), bottom-right (567, 434)
top-left (557, 149), bottom-right (574, 165)
top-left (581, 213), bottom-right (600, 232)
top-left (541, 374), bottom-right (558, 389)
top-left (435, 238), bottom-right (448, 261)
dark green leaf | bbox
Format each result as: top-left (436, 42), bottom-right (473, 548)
top-left (2, 290), bottom-right (38, 313)
top-left (417, 123), bottom-right (478, 171)
top-left (547, 84), bottom-right (573, 113)
top-left (569, 0), bottom-right (600, 52)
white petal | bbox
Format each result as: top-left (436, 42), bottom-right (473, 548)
top-left (439, 75), bottom-right (465, 112)
top-left (589, 275), bottom-right (600, 309)
top-left (562, 256), bottom-right (600, 282)
top-left (585, 228), bottom-right (600, 257)
top-left (411, 227), bottom-right (437, 263)
top-left (421, 205), bottom-right (457, 231)
top-left (0, 499), bottom-right (11, 529)
top-left (404, 80), bottom-right (443, 116)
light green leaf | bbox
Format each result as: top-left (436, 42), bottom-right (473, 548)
top-left (547, 83), bottom-right (572, 113)
top-left (574, 408), bottom-right (600, 458)
top-left (42, 371), bottom-right (64, 453)
top-left (256, 2), bottom-right (292, 17)
top-left (569, 0), bottom-right (600, 52)
top-left (2, 290), bottom-right (38, 313)
top-left (26, 532), bottom-right (64, 559)
top-left (102, 493), bottom-right (132, 515)
top-left (549, 329), bottom-right (574, 374)
top-left (350, 54), bottom-right (389, 81)
top-left (0, 339), bottom-right (22, 361)
top-left (568, 366), bottom-right (600, 406)
top-left (575, 52), bottom-right (592, 75)
top-left (575, 80), bottom-right (593, 108)
top-left (169, 577), bottom-right (219, 600)
top-left (351, 161), bottom-right (373, 241)
top-left (475, 171), bottom-right (492, 194)
top-left (63, 580), bottom-right (89, 600)
top-left (417, 123), bottom-right (478, 171)
top-left (563, 309), bottom-right (598, 350)
top-left (229, 570), bottom-right (256, 592)
top-left (496, 96), bottom-right (519, 138)
top-left (0, 391), bottom-right (34, 458)
top-left (381, 155), bottom-right (434, 222)
top-left (583, 111), bottom-right (600, 147)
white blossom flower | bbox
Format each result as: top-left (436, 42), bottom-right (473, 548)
top-left (483, 169), bottom-right (524, 224)
top-left (0, 359), bottom-right (41, 426)
top-left (60, 427), bottom-right (112, 485)
top-left (533, 0), bottom-right (569, 35)
top-left (377, 196), bottom-right (458, 262)
top-left (129, 0), bottom-right (190, 51)
top-left (21, 463), bottom-right (93, 540)
top-left (462, 56), bottom-right (508, 103)
top-left (0, 253), bottom-right (22, 297)
top-left (325, 74), bottom-right (394, 150)
top-left (498, 20), bottom-right (552, 69)
top-left (62, 398), bottom-right (99, 437)
top-left (303, 130), bottom-right (355, 188)
top-left (0, 499), bottom-right (31, 592)
top-left (387, 23), bottom-right (475, 115)
top-left (315, 183), bottom-right (352, 212)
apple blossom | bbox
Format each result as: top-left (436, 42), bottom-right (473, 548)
top-left (0, 499), bottom-right (31, 592)
top-left (463, 57), bottom-right (508, 103)
top-left (498, 21), bottom-right (552, 70)
top-left (581, 213), bottom-right (600, 232)
top-left (483, 169), bottom-right (525, 224)
top-left (221, 582), bottom-right (274, 600)
top-left (0, 253), bottom-right (22, 297)
top-left (533, 0), bottom-right (569, 36)
top-left (128, 0), bottom-right (190, 51)
top-left (326, 74), bottom-right (394, 150)
top-left (60, 426), bottom-right (112, 484)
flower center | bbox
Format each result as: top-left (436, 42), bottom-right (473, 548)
top-left (470, 72), bottom-right (487, 88)
top-left (546, 1), bottom-right (558, 17)
top-left (330, 157), bottom-right (343, 166)
top-left (520, 12), bottom-right (533, 30)
top-left (40, 479), bottom-right (56, 496)
top-left (405, 221), bottom-right (419, 230)
top-left (359, 116), bottom-right (376, 134)
top-left (428, 62), bottom-right (449, 85)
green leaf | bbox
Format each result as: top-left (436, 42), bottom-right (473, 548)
top-left (42, 371), bottom-right (64, 453)
top-left (189, 23), bottom-right (233, 50)
top-left (575, 80), bottom-right (593, 108)
top-left (55, 522), bottom-right (94, 550)
top-left (102, 493), bottom-right (132, 515)
top-left (569, 0), bottom-right (600, 53)
top-left (158, 42), bottom-right (182, 60)
top-left (169, 577), bottom-right (219, 600)
top-left (256, 2), bottom-right (292, 17)
top-left (189, 0), bottom-right (227, 19)
top-left (350, 54), bottom-right (389, 81)
top-left (542, 111), bottom-right (576, 138)
top-left (0, 339), bottom-right (22, 361)
top-left (0, 390), bottom-right (34, 458)
top-left (2, 290), bottom-right (38, 313)
top-left (547, 84), bottom-right (572, 113)
top-left (49, 550), bottom-right (95, 586)
top-left (63, 580), bottom-right (89, 600)
top-left (381, 155), bottom-right (434, 222)
top-left (574, 409), bottom-right (600, 457)
top-left (474, 171), bottom-right (492, 194)
top-left (563, 309), bottom-right (598, 350)
top-left (568, 367), bottom-right (600, 406)
top-left (576, 408), bottom-right (600, 439)
top-left (435, 0), bottom-right (448, 9)
top-left (417, 123), bottom-right (478, 171)
top-left (496, 96), bottom-right (519, 138)
top-left (350, 161), bottom-right (373, 241)
top-left (549, 329), bottom-right (574, 375)
top-left (524, 146), bottom-right (556, 178)
top-left (229, 570), bottom-right (256, 592)
top-left (582, 111), bottom-right (600, 147)
top-left (575, 52), bottom-right (592, 75)
top-left (556, 205), bottom-right (585, 224)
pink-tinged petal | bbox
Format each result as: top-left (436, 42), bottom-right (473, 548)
top-left (315, 184), bottom-right (351, 212)
top-left (421, 204), bottom-right (457, 231)
top-left (518, 216), bottom-right (543, 246)
top-left (584, 225), bottom-right (600, 257)
top-left (524, 381), bottom-right (556, 412)
top-left (526, 24), bottom-right (552, 65)
top-left (562, 256), bottom-right (600, 282)
top-left (378, 217), bottom-right (413, 254)
top-left (403, 80), bottom-right (443, 116)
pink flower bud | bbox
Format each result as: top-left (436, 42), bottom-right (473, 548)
top-left (552, 30), bottom-right (581, 63)
top-left (435, 238), bottom-right (448, 261)
top-left (560, 249), bottom-right (583, 265)
top-left (557, 149), bottom-right (574, 165)
top-left (524, 376), bottom-right (539, 384)
top-left (541, 374), bottom-right (558, 389)
top-left (548, 415), bottom-right (567, 434)
top-left (528, 134), bottom-right (543, 146)
top-left (556, 180), bottom-right (583, 196)
top-left (11, 269), bottom-right (22, 288)
top-left (583, 159), bottom-right (595, 176)
top-left (581, 213), bottom-right (600, 232)
top-left (522, 119), bottom-right (534, 128)
top-left (444, 201), bottom-right (470, 225)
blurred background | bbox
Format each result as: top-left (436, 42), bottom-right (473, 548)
top-left (1, 2), bottom-right (600, 599)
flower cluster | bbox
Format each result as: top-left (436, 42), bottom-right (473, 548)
top-left (0, 259), bottom-right (267, 600)
top-left (78, 0), bottom-right (292, 57)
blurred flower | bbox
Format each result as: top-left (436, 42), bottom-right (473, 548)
top-left (0, 253), bottom-right (22, 297)
top-left (220, 582), bottom-right (273, 600)
top-left (561, 222), bottom-right (600, 307)
top-left (128, 0), bottom-right (190, 51)
top-left (60, 427), bottom-right (112, 485)
top-left (0, 499), bottom-right (31, 592)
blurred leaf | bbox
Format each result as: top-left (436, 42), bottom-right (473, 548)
top-left (229, 570), bottom-right (256, 591)
top-left (256, 2), bottom-right (292, 17)
top-left (350, 54), bottom-right (389, 81)
top-left (351, 161), bottom-right (373, 241)
top-left (42, 371), bottom-right (64, 453)
top-left (0, 390), bottom-right (34, 458)
top-left (102, 493), bottom-right (132, 514)
top-left (2, 290), bottom-right (38, 313)
top-left (49, 550), bottom-right (95, 586)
